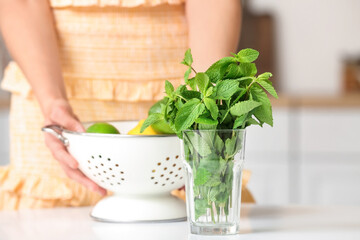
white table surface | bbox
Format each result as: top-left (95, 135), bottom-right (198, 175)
top-left (0, 205), bottom-right (359, 240)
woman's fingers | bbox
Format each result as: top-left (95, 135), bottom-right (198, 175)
top-left (58, 160), bottom-right (107, 196)
top-left (49, 105), bottom-right (85, 132)
top-left (45, 134), bottom-right (78, 169)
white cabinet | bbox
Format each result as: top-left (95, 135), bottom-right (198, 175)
top-left (298, 109), bottom-right (360, 205)
top-left (245, 109), bottom-right (291, 205)
top-left (244, 107), bottom-right (360, 205)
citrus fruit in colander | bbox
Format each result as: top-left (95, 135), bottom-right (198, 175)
top-left (147, 99), bottom-right (175, 134)
top-left (86, 122), bottom-right (120, 134)
top-left (151, 120), bottom-right (175, 134)
top-left (127, 120), bottom-right (159, 135)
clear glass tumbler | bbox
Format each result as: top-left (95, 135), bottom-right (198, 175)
top-left (181, 129), bottom-right (246, 235)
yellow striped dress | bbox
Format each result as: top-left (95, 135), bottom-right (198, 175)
top-left (0, 0), bottom-right (254, 210)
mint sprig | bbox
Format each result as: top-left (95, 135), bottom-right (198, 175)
top-left (142, 48), bottom-right (278, 222)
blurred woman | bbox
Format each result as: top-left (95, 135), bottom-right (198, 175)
top-left (0, 0), bottom-right (242, 210)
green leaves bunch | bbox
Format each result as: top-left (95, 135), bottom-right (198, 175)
top-left (141, 48), bottom-right (278, 136)
top-left (141, 48), bottom-right (278, 222)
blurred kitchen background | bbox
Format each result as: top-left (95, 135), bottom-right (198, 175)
top-left (0, 0), bottom-right (359, 205)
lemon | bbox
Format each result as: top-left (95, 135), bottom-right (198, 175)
top-left (86, 122), bottom-right (120, 134)
top-left (128, 120), bottom-right (159, 135)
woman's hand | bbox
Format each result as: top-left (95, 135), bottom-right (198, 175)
top-left (44, 99), bottom-right (106, 196)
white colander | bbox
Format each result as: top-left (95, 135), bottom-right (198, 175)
top-left (42, 121), bottom-right (186, 223)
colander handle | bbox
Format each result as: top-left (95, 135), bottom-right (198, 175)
top-left (41, 125), bottom-right (69, 146)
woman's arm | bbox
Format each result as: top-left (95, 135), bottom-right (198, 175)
top-left (0, 0), bottom-right (105, 195)
top-left (186, 0), bottom-right (242, 72)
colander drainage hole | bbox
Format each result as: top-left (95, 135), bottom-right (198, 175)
top-left (101, 163), bottom-right (104, 166)
top-left (180, 177), bottom-right (183, 179)
top-left (175, 155), bottom-right (179, 159)
top-left (107, 158), bottom-right (111, 161)
top-left (172, 164), bottom-right (176, 167)
top-left (164, 167), bottom-right (167, 170)
top-left (151, 177), bottom-right (154, 179)
top-left (166, 157), bottom-right (170, 161)
top-left (120, 171), bottom-right (124, 174)
top-left (121, 178), bottom-right (125, 181)
top-left (171, 182), bottom-right (174, 184)
top-left (99, 155), bottom-right (102, 158)
top-left (109, 168), bottom-right (112, 170)
top-left (95, 166), bottom-right (98, 169)
top-left (155, 182), bottom-right (158, 184)
top-left (152, 170), bottom-right (155, 173)
top-left (117, 182), bottom-right (121, 185)
top-left (115, 164), bottom-right (119, 167)
top-left (178, 167), bottom-right (182, 171)
top-left (166, 178), bottom-right (169, 181)
top-left (162, 184), bottom-right (166, 186)
top-left (160, 174), bottom-right (164, 177)
top-left (157, 162), bottom-right (161, 166)
top-left (112, 175), bottom-right (115, 177)
top-left (170, 171), bottom-right (173, 174)
top-left (175, 174), bottom-right (178, 177)
top-left (91, 156), bottom-right (94, 159)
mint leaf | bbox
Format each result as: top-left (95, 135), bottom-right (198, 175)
top-left (184, 131), bottom-right (212, 157)
top-left (215, 80), bottom-right (239, 100)
top-left (229, 100), bottom-right (262, 117)
top-left (237, 48), bottom-right (259, 63)
top-left (224, 63), bottom-right (242, 79)
top-left (199, 154), bottom-right (220, 174)
top-left (140, 113), bottom-right (162, 133)
top-left (214, 134), bottom-right (224, 154)
top-left (204, 98), bottom-right (219, 120)
top-left (175, 99), bottom-right (205, 132)
top-left (250, 86), bottom-right (273, 126)
top-left (195, 117), bottom-right (218, 125)
top-left (181, 48), bottom-right (193, 67)
top-left (187, 77), bottom-right (196, 90)
top-left (233, 114), bottom-right (247, 129)
top-left (239, 62), bottom-right (257, 76)
top-left (225, 136), bottom-right (237, 157)
top-left (148, 98), bottom-right (168, 115)
top-left (194, 168), bottom-right (212, 185)
top-left (195, 198), bottom-right (208, 220)
top-left (245, 118), bottom-right (261, 127)
top-left (205, 87), bottom-right (214, 97)
top-left (205, 176), bottom-right (222, 187)
top-left (257, 78), bottom-right (278, 99)
top-left (165, 80), bottom-right (174, 98)
top-left (195, 72), bottom-right (209, 95)
top-left (206, 57), bottom-right (236, 83)
top-left (258, 72), bottom-right (273, 79)
top-left (184, 67), bottom-right (192, 82)
top-left (179, 89), bottom-right (202, 100)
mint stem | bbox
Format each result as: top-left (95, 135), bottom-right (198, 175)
top-left (191, 66), bottom-right (197, 74)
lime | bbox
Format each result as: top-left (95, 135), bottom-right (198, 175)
top-left (151, 119), bottom-right (175, 134)
top-left (86, 122), bottom-right (120, 134)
